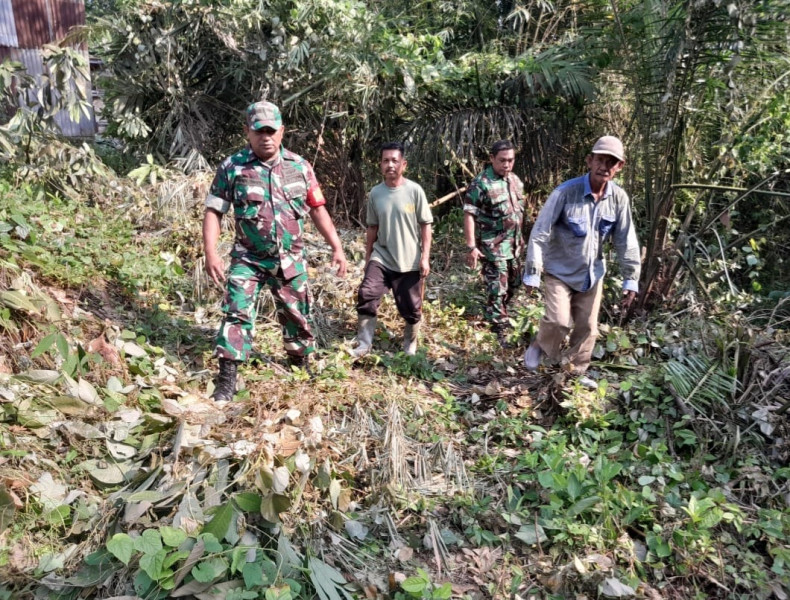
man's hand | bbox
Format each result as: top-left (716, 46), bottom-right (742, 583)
top-left (621, 290), bottom-right (637, 310)
top-left (332, 249), bottom-right (348, 278)
top-left (466, 247), bottom-right (482, 269)
top-left (205, 253), bottom-right (226, 286)
top-left (419, 256), bottom-right (430, 279)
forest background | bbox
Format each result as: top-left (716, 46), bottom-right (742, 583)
top-left (0, 0), bottom-right (789, 599)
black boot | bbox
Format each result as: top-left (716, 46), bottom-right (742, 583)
top-left (211, 358), bottom-right (238, 403)
top-left (288, 354), bottom-right (313, 377)
top-left (492, 324), bottom-right (512, 349)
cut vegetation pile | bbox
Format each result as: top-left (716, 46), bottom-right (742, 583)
top-left (0, 173), bottom-right (788, 600)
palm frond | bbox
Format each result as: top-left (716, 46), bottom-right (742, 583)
top-left (664, 354), bottom-right (739, 412)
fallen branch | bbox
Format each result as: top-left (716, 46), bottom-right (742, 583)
top-left (430, 187), bottom-right (467, 208)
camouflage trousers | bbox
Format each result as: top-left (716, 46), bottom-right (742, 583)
top-left (481, 257), bottom-right (523, 328)
top-left (214, 257), bottom-right (313, 362)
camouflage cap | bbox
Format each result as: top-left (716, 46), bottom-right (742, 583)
top-left (246, 101), bottom-right (282, 131)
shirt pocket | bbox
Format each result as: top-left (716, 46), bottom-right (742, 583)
top-left (598, 213), bottom-right (616, 239)
top-left (233, 176), bottom-right (266, 219)
top-left (283, 183), bottom-right (309, 219)
top-left (490, 189), bottom-right (510, 216)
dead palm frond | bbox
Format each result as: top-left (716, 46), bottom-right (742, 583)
top-left (663, 354), bottom-right (739, 416)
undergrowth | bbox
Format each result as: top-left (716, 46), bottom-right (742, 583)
top-left (0, 171), bottom-right (788, 600)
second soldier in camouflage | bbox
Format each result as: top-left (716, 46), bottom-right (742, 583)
top-left (463, 140), bottom-right (527, 347)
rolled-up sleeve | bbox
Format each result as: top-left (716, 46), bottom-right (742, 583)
top-left (205, 162), bottom-right (231, 214)
top-left (463, 182), bottom-right (481, 215)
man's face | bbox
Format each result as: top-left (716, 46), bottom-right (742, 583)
top-left (246, 125), bottom-right (284, 161)
top-left (586, 153), bottom-right (624, 186)
top-left (491, 149), bottom-right (515, 177)
top-left (381, 149), bottom-right (406, 184)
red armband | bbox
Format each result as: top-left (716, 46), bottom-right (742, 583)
top-left (306, 185), bottom-right (326, 208)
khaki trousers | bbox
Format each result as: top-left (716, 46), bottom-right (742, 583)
top-left (536, 274), bottom-right (603, 373)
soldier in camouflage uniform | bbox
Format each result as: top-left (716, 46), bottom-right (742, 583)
top-left (203, 101), bottom-right (348, 401)
top-left (463, 140), bottom-right (527, 347)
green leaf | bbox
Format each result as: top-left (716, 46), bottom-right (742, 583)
top-left (203, 501), bottom-right (236, 541)
top-left (160, 526), bottom-right (187, 547)
top-left (433, 583), bottom-right (452, 599)
top-left (243, 561), bottom-right (264, 589)
top-left (163, 549), bottom-right (190, 569)
top-left (199, 532), bottom-right (223, 553)
top-left (134, 529), bottom-right (163, 555)
top-left (514, 524), bottom-right (548, 545)
top-left (55, 333), bottom-right (70, 360)
top-left (567, 495), bottom-right (601, 517)
top-left (128, 490), bottom-right (164, 503)
top-left (234, 492), bottom-right (262, 513)
top-left (107, 533), bottom-right (135, 565)
top-left (192, 558), bottom-right (228, 583)
top-left (139, 548), bottom-right (167, 580)
top-left (401, 576), bottom-right (428, 594)
top-left (0, 290), bottom-right (39, 314)
top-left (31, 332), bottom-right (57, 359)
top-left (567, 473), bottom-right (581, 501)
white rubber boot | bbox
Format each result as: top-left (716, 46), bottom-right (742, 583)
top-left (350, 315), bottom-right (376, 358)
top-left (403, 322), bottom-right (420, 356)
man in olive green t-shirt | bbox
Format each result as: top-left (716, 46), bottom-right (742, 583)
top-left (351, 142), bottom-right (433, 357)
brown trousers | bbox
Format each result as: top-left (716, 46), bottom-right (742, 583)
top-left (536, 274), bottom-right (603, 373)
top-left (356, 261), bottom-right (423, 324)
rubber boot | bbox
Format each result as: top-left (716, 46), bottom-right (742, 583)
top-left (493, 324), bottom-right (512, 349)
top-left (211, 358), bottom-right (238, 403)
top-left (288, 354), bottom-right (313, 377)
top-left (403, 321), bottom-right (420, 356)
top-left (350, 315), bottom-right (376, 358)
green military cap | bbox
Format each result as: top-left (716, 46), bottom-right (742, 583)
top-left (246, 101), bottom-right (282, 131)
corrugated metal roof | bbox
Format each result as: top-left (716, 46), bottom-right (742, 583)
top-left (0, 0), bottom-right (19, 47)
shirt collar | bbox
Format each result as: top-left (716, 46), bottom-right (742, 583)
top-left (241, 146), bottom-right (283, 167)
top-left (584, 173), bottom-right (612, 200)
top-left (486, 165), bottom-right (508, 181)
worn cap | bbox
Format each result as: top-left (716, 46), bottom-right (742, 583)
top-left (591, 135), bottom-right (625, 162)
top-left (246, 101), bottom-right (282, 131)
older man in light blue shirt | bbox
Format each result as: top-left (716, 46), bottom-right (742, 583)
top-left (523, 136), bottom-right (641, 375)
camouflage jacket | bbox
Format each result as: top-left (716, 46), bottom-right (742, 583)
top-left (206, 146), bottom-right (325, 280)
top-left (463, 166), bottom-right (526, 261)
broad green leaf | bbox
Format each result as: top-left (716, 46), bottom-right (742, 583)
top-left (0, 290), bottom-right (39, 314)
top-left (514, 523), bottom-right (548, 545)
top-left (107, 533), bottom-right (134, 565)
top-left (198, 533), bottom-right (223, 553)
top-left (433, 583), bottom-right (452, 600)
top-left (134, 529), bottom-right (163, 555)
top-left (160, 526), bottom-right (187, 547)
top-left (567, 473), bottom-right (582, 501)
top-left (567, 495), bottom-right (601, 517)
top-left (401, 576), bottom-right (428, 594)
top-left (243, 561), bottom-right (264, 589)
top-left (203, 501), bottom-right (236, 542)
top-left (192, 557), bottom-right (227, 583)
top-left (234, 492), bottom-right (262, 513)
top-left (139, 548), bottom-right (167, 580)
top-left (163, 549), bottom-right (190, 569)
